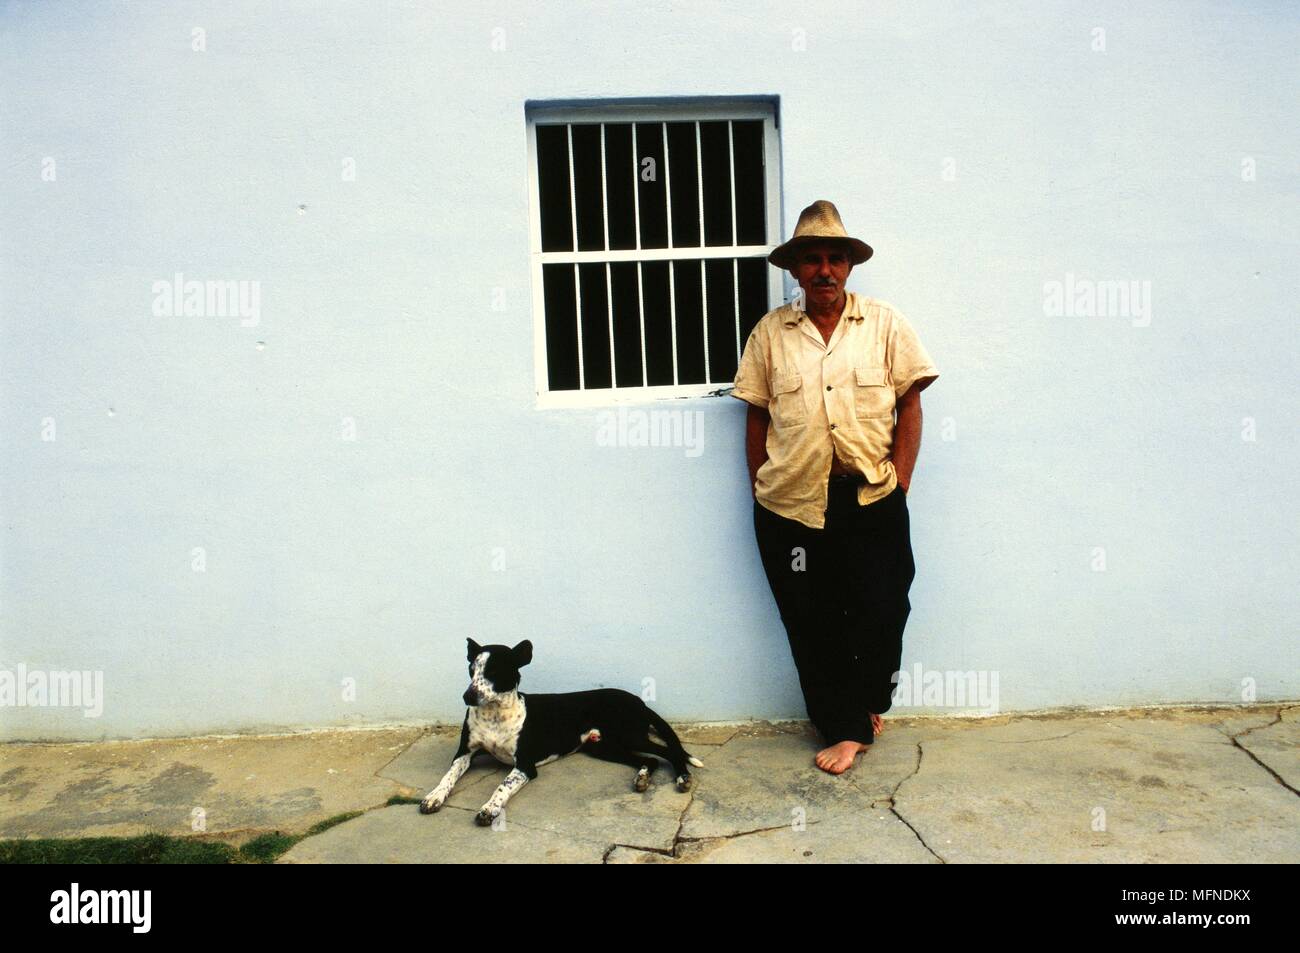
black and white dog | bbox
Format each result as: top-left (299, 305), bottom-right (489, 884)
top-left (419, 639), bottom-right (703, 826)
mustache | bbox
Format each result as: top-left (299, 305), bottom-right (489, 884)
top-left (813, 278), bottom-right (837, 287)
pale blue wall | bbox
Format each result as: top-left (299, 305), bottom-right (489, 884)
top-left (2, 1), bottom-right (1296, 739)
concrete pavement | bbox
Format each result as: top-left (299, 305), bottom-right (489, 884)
top-left (1, 706), bottom-right (1296, 863)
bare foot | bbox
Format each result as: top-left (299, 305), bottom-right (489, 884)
top-left (815, 740), bottom-right (869, 774)
top-left (871, 712), bottom-right (884, 737)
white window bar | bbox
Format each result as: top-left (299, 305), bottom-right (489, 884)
top-left (605, 262), bottom-right (616, 388)
top-left (729, 121), bottom-right (741, 364)
top-left (566, 125), bottom-right (583, 390)
top-left (728, 120), bottom-right (738, 246)
top-left (733, 258), bottom-right (741, 366)
top-left (538, 246), bottom-right (769, 265)
top-left (600, 125), bottom-right (616, 386)
top-left (695, 122), bottom-right (710, 381)
top-left (662, 123), bottom-right (673, 249)
top-left (700, 258), bottom-right (710, 382)
top-left (566, 124), bottom-right (578, 251)
top-left (636, 261), bottom-right (648, 387)
top-left (631, 123), bottom-right (642, 252)
top-left (599, 123), bottom-right (610, 251)
top-left (573, 262), bottom-right (584, 391)
top-left (668, 259), bottom-right (678, 385)
top-left (632, 124), bottom-right (646, 386)
top-left (695, 121), bottom-right (705, 247)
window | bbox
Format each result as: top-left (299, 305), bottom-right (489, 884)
top-left (526, 99), bottom-right (783, 407)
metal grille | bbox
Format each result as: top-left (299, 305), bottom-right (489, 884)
top-left (528, 104), bottom-right (782, 406)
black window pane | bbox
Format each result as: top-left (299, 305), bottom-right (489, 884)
top-left (543, 264), bottom-right (579, 390)
top-left (700, 121), bottom-right (734, 247)
top-left (666, 122), bottom-right (701, 248)
top-left (635, 123), bottom-right (668, 249)
top-left (537, 125), bottom-right (572, 253)
top-left (604, 124), bottom-right (636, 251)
top-left (641, 261), bottom-right (673, 385)
top-left (571, 124), bottom-right (605, 252)
top-left (705, 259), bottom-right (739, 383)
top-left (732, 120), bottom-right (766, 246)
top-left (577, 262), bottom-right (612, 389)
top-left (737, 256), bottom-right (769, 343)
top-left (673, 260), bottom-right (705, 384)
top-left (609, 262), bottom-right (643, 387)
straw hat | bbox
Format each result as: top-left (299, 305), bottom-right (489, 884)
top-left (767, 199), bottom-right (873, 270)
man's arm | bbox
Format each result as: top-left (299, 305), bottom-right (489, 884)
top-left (745, 402), bottom-right (770, 496)
top-left (892, 386), bottom-right (924, 493)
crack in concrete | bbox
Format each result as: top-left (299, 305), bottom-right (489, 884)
top-left (987, 726), bottom-right (1090, 744)
top-left (605, 820), bottom-right (826, 863)
top-left (680, 819), bottom-right (821, 843)
top-left (880, 742), bottom-right (946, 864)
top-left (602, 841), bottom-right (672, 862)
top-left (1226, 706), bottom-right (1286, 741)
top-left (603, 783), bottom-right (701, 862)
top-left (603, 734), bottom-right (791, 863)
top-left (1227, 742), bottom-right (1297, 796)
top-left (668, 786), bottom-right (695, 856)
top-left (1222, 707), bottom-right (1298, 798)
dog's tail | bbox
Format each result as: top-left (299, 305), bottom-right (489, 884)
top-left (647, 709), bottom-right (704, 768)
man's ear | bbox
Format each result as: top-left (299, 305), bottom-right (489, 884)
top-left (512, 640), bottom-right (533, 667)
top-left (467, 638), bottom-right (482, 661)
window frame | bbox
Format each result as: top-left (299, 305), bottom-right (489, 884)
top-left (525, 99), bottom-right (784, 409)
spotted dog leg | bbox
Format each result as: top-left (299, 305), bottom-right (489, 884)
top-left (420, 752), bottom-right (474, 814)
top-left (475, 768), bottom-right (529, 826)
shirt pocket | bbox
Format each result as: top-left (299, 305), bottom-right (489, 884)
top-left (770, 373), bottom-right (808, 428)
top-left (853, 366), bottom-right (894, 419)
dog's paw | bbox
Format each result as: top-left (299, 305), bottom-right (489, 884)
top-left (418, 796), bottom-right (443, 815)
top-left (474, 808), bottom-right (498, 827)
top-left (675, 773), bottom-right (693, 793)
top-left (633, 768), bottom-right (651, 793)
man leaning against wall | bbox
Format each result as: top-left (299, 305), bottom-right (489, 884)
top-left (732, 200), bottom-right (940, 774)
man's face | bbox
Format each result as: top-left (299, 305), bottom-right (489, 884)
top-left (791, 242), bottom-right (853, 311)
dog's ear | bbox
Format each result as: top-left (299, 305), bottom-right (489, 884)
top-left (466, 638), bottom-right (482, 661)
top-left (512, 640), bottom-right (533, 667)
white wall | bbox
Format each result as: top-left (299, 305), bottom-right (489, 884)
top-left (2, 1), bottom-right (1296, 740)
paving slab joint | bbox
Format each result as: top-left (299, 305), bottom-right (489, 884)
top-left (372, 727), bottom-right (433, 782)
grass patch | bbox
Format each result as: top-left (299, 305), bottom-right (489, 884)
top-left (0, 833), bottom-right (235, 865)
top-left (305, 810), bottom-right (363, 835)
top-left (0, 810), bottom-right (369, 865)
top-left (386, 795), bottom-right (422, 806)
top-left (236, 832), bottom-right (299, 864)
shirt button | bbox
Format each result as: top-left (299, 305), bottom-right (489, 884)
top-left (830, 423), bottom-right (837, 431)
top-left (826, 385), bottom-right (832, 391)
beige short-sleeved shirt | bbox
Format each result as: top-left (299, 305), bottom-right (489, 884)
top-left (732, 292), bottom-right (939, 529)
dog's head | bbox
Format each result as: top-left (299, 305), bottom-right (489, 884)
top-left (463, 638), bottom-right (533, 706)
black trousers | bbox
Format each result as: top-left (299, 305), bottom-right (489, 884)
top-left (753, 479), bottom-right (915, 746)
